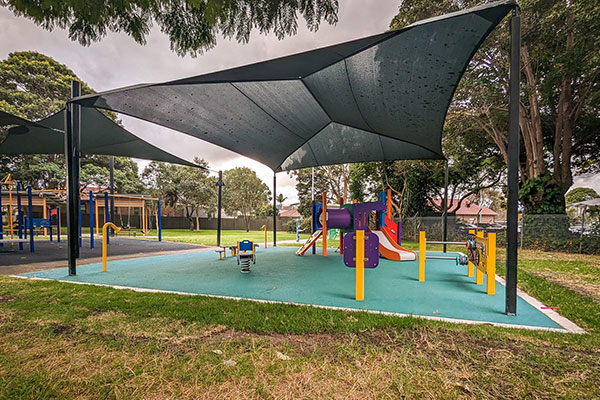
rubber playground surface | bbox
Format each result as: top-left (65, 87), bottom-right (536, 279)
top-left (22, 246), bottom-right (569, 331)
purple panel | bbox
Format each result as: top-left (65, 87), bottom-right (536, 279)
top-left (343, 231), bottom-right (380, 268)
top-left (352, 202), bottom-right (386, 231)
top-left (326, 208), bottom-right (352, 229)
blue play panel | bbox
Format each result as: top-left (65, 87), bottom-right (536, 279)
top-left (22, 246), bottom-right (562, 330)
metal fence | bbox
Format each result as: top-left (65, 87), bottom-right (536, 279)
top-left (401, 213), bottom-right (600, 254)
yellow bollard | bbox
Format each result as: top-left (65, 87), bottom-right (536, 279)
top-left (356, 230), bottom-right (364, 301)
top-left (487, 233), bottom-right (496, 295)
top-left (102, 222), bottom-right (121, 272)
top-left (260, 224), bottom-right (267, 248)
top-left (476, 231), bottom-right (484, 285)
top-left (419, 231), bottom-right (425, 282)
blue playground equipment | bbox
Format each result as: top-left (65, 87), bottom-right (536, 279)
top-left (237, 239), bottom-right (256, 273)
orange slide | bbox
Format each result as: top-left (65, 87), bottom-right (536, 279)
top-left (371, 228), bottom-right (417, 261)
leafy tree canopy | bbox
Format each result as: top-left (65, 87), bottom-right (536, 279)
top-left (390, 0), bottom-right (600, 213)
top-left (565, 187), bottom-right (600, 205)
top-left (0, 51), bottom-right (141, 192)
top-left (1, 0), bottom-right (339, 56)
top-left (142, 159), bottom-right (216, 229)
top-left (222, 167), bottom-right (270, 231)
top-left (0, 51), bottom-right (93, 120)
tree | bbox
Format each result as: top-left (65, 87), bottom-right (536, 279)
top-left (277, 193), bottom-right (287, 209)
top-left (142, 158), bottom-right (215, 230)
top-left (289, 164), bottom-right (350, 218)
top-left (390, 0), bottom-right (600, 213)
top-left (566, 187), bottom-right (600, 205)
top-left (349, 124), bottom-right (505, 219)
top-left (0, 51), bottom-right (144, 191)
top-left (1, 0), bottom-right (338, 57)
top-left (222, 167), bottom-right (270, 231)
top-left (0, 51), bottom-right (91, 188)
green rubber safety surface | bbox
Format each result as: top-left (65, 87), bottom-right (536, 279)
top-left (22, 246), bottom-right (562, 330)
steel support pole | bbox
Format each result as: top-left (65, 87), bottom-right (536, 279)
top-left (89, 191), bottom-right (94, 249)
top-left (109, 156), bottom-right (115, 225)
top-left (579, 205), bottom-right (586, 253)
top-left (104, 192), bottom-right (110, 244)
top-left (506, 8), bottom-right (521, 315)
top-left (216, 170), bottom-right (223, 247)
top-left (27, 186), bottom-right (34, 252)
top-left (273, 173), bottom-right (277, 247)
top-left (442, 161), bottom-right (449, 253)
top-left (158, 197), bottom-right (162, 242)
top-left (16, 182), bottom-right (23, 250)
top-left (65, 80), bottom-right (81, 275)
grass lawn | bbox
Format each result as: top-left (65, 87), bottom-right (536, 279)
top-left (1, 245), bottom-right (600, 398)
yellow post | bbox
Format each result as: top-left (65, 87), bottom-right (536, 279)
top-left (8, 184), bottom-right (13, 238)
top-left (356, 229), bottom-right (364, 301)
top-left (419, 231), bottom-right (426, 282)
top-left (487, 233), bottom-right (496, 295)
top-left (43, 197), bottom-right (48, 236)
top-left (476, 231), bottom-right (484, 285)
top-left (102, 222), bottom-right (121, 272)
top-left (260, 224), bottom-right (267, 248)
top-left (467, 229), bottom-right (475, 277)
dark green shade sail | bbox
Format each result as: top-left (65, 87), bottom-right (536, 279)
top-left (0, 108), bottom-right (197, 167)
top-left (72, 0), bottom-right (517, 172)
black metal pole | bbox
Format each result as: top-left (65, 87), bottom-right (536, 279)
top-left (273, 173), bottom-right (277, 247)
top-left (506, 8), bottom-right (520, 316)
top-left (65, 80), bottom-right (81, 275)
top-left (109, 155), bottom-right (115, 234)
top-left (442, 160), bottom-right (449, 253)
top-left (216, 170), bottom-right (223, 247)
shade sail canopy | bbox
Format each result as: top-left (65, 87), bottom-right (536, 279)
top-left (0, 108), bottom-right (197, 167)
top-left (73, 0), bottom-right (516, 172)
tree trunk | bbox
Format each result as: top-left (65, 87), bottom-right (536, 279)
top-left (552, 12), bottom-right (576, 196)
top-left (519, 45), bottom-right (546, 180)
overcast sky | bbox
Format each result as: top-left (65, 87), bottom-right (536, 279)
top-left (1, 1), bottom-right (598, 203)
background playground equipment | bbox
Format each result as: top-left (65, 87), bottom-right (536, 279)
top-left (0, 176), bottom-right (61, 252)
top-left (418, 230), bottom-right (497, 295)
top-left (102, 222), bottom-right (122, 272)
top-left (106, 194), bottom-right (162, 241)
top-left (237, 240), bottom-right (256, 273)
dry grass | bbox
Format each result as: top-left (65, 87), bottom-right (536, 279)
top-left (2, 305), bottom-right (600, 399)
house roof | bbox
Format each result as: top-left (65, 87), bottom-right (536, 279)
top-left (432, 198), bottom-right (498, 216)
top-left (280, 208), bottom-right (301, 218)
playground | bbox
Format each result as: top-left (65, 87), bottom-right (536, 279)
top-left (20, 245), bottom-right (574, 331)
top-left (1, 0), bottom-right (599, 397)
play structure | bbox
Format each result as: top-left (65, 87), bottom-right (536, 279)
top-left (296, 190), bottom-right (416, 300)
top-left (297, 190), bottom-right (416, 263)
top-left (419, 230), bottom-right (497, 295)
top-left (0, 175), bottom-right (61, 252)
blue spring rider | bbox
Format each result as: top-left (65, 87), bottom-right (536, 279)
top-left (237, 240), bottom-right (256, 273)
